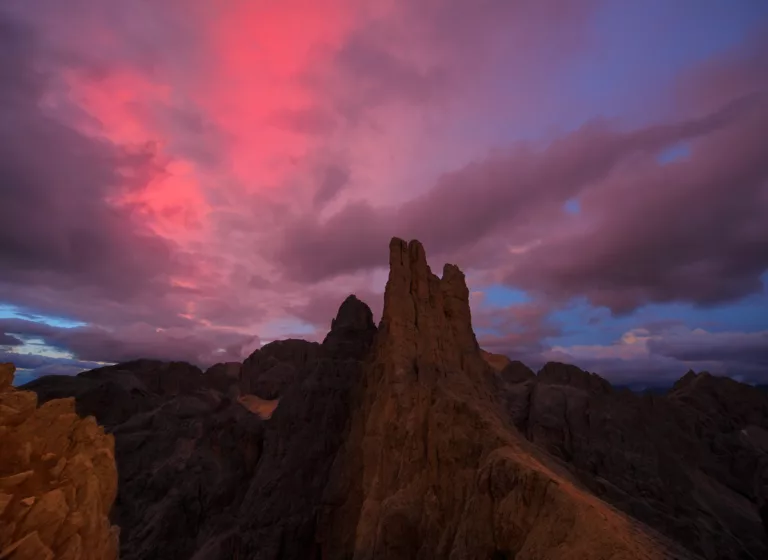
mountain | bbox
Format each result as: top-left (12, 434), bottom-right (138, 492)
top-left (5, 238), bottom-right (767, 559)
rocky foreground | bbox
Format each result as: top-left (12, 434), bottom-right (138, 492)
top-left (0, 363), bottom-right (119, 559)
top-left (2, 238), bottom-right (767, 559)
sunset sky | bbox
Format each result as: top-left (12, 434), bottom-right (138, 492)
top-left (1, 0), bottom-right (767, 387)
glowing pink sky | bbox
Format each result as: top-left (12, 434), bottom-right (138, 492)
top-left (1, 0), bottom-right (767, 386)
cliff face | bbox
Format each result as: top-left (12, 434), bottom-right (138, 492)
top-left (0, 363), bottom-right (119, 560)
top-left (317, 239), bottom-right (684, 560)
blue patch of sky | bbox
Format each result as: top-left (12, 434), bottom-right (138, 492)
top-left (482, 285), bottom-right (531, 307)
top-left (563, 198), bottom-right (581, 215)
top-left (11, 370), bottom-right (37, 387)
top-left (0, 304), bottom-right (86, 360)
top-left (545, 290), bottom-right (768, 348)
top-left (0, 303), bottom-right (86, 328)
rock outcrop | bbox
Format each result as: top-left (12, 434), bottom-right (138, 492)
top-left (0, 362), bottom-right (119, 559)
top-left (316, 239), bottom-right (686, 559)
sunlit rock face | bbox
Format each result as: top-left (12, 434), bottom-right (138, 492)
top-left (0, 362), bottom-right (119, 560)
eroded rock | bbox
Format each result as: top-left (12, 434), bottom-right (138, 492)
top-left (0, 362), bottom-right (119, 560)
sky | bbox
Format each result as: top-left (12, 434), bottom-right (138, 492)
top-left (1, 0), bottom-right (767, 387)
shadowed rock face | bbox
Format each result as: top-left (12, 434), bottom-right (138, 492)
top-left (494, 362), bottom-right (768, 560)
top-left (192, 294), bottom-right (379, 559)
top-left (323, 294), bottom-right (377, 359)
top-left (0, 363), bottom-right (119, 560)
top-left (81, 360), bottom-right (205, 398)
top-left (23, 360), bottom-right (265, 560)
top-left (239, 339), bottom-right (322, 399)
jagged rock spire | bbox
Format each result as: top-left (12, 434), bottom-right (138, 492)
top-left (319, 238), bottom-right (672, 560)
top-left (379, 238), bottom-right (481, 384)
top-left (322, 294), bottom-right (377, 359)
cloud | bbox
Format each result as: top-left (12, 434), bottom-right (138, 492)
top-left (0, 8), bottom-right (193, 306)
top-left (277, 88), bottom-right (767, 297)
top-left (57, 324), bottom-right (260, 366)
top-left (0, 318), bottom-right (260, 368)
top-left (2, 0), bottom-right (598, 332)
top-left (0, 318), bottom-right (61, 337)
top-left (648, 329), bottom-right (768, 367)
top-left (0, 333), bottom-right (23, 346)
top-left (545, 326), bottom-right (768, 385)
top-left (313, 164), bottom-right (350, 207)
top-left (474, 300), bottom-right (561, 360)
top-left (0, 350), bottom-right (104, 377)
top-left (504, 102), bottom-right (768, 313)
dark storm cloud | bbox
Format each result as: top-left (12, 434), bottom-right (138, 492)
top-left (0, 333), bottom-right (23, 346)
top-left (648, 330), bottom-right (768, 367)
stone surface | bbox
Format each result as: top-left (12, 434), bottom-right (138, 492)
top-left (240, 339), bottom-right (322, 399)
top-left (0, 363), bottom-right (119, 560)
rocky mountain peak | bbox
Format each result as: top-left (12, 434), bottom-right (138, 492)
top-left (378, 237), bottom-right (481, 385)
top-left (537, 361), bottom-right (612, 394)
top-left (320, 239), bottom-right (679, 559)
top-left (323, 294), bottom-right (377, 359)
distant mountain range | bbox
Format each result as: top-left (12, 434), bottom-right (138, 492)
top-left (2, 238), bottom-right (766, 559)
